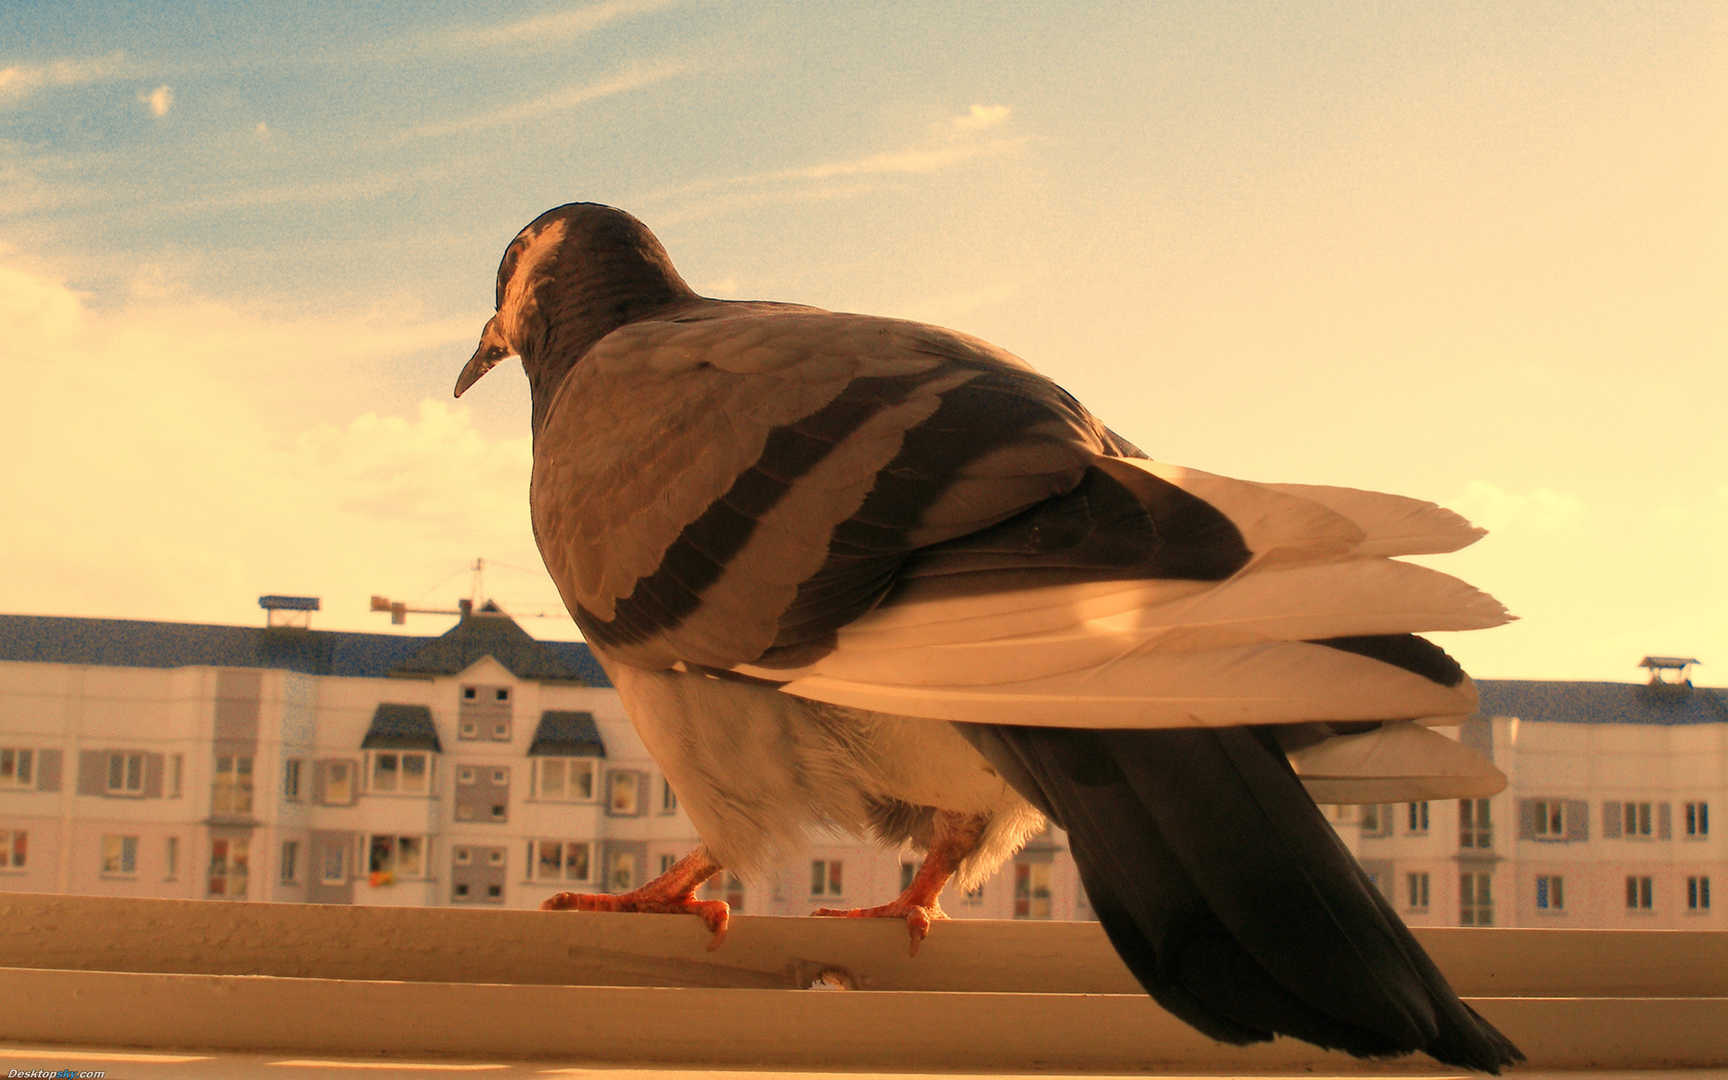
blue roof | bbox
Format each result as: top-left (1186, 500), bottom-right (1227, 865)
top-left (1477, 678), bottom-right (1728, 726)
top-left (0, 613), bottom-right (611, 688)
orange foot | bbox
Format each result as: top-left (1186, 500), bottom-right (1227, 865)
top-left (541, 847), bottom-right (729, 950)
top-left (813, 896), bottom-right (947, 956)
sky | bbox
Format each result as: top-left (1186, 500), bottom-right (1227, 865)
top-left (3, 0), bottom-right (1724, 683)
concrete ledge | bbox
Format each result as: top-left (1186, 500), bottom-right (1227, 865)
top-left (3, 893), bottom-right (1726, 1071)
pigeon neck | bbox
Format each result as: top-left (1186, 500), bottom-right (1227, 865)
top-left (525, 264), bottom-right (693, 437)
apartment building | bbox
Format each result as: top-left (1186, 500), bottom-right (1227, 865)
top-left (1344, 657), bottom-right (1724, 929)
top-left (0, 599), bottom-right (1087, 921)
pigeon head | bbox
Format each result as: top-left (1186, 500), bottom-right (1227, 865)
top-left (455, 202), bottom-right (695, 430)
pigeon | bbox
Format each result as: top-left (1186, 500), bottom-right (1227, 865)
top-left (455, 202), bottom-right (1523, 1072)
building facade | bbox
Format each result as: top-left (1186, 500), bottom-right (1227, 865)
top-left (0, 602), bottom-right (1087, 921)
top-left (1341, 660), bottom-right (1724, 929)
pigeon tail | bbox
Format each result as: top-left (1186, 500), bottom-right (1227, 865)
top-left (959, 723), bottom-right (1525, 1073)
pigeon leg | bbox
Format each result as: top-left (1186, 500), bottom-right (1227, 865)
top-left (813, 810), bottom-right (987, 956)
top-left (541, 844), bottom-right (731, 949)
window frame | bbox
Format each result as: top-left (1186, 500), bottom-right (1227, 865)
top-left (1532, 799), bottom-right (1566, 839)
top-left (1405, 871), bottom-right (1430, 912)
top-left (0, 828), bottom-right (27, 869)
top-left (532, 757), bottom-right (597, 803)
top-left (367, 750), bottom-right (432, 796)
top-left (0, 747), bottom-right (34, 789)
top-left (207, 835), bottom-right (251, 898)
top-left (106, 752), bottom-right (145, 797)
top-left (1683, 801), bottom-right (1709, 839)
top-left (527, 839), bottom-right (593, 884)
top-left (1460, 870), bottom-right (1494, 926)
top-left (810, 858), bottom-right (844, 898)
top-left (101, 833), bottom-right (139, 877)
top-left (1536, 874), bottom-right (1566, 913)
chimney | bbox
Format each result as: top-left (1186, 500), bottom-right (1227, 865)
top-left (259, 595), bottom-right (320, 630)
top-left (1638, 656), bottom-right (1699, 700)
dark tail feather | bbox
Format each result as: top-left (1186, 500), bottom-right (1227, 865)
top-left (959, 723), bottom-right (1524, 1073)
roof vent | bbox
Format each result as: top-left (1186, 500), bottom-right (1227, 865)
top-left (1639, 655), bottom-right (1699, 687)
top-left (259, 595), bottom-right (319, 629)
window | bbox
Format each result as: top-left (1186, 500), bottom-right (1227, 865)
top-left (212, 754), bottom-right (254, 815)
top-left (1459, 871), bottom-right (1493, 925)
top-left (1359, 804), bottom-right (1391, 837)
top-left (460, 720), bottom-right (479, 739)
top-left (533, 758), bottom-right (595, 802)
top-left (454, 846), bottom-right (473, 866)
top-left (1684, 801), bottom-right (1710, 838)
top-left (1622, 801), bottom-right (1654, 838)
top-left (320, 844), bottom-right (347, 885)
top-left (491, 768), bottom-right (508, 785)
top-left (1536, 874), bottom-right (1565, 912)
top-left (1625, 875), bottom-right (1654, 911)
top-left (528, 840), bottom-right (592, 883)
top-left (659, 853), bottom-right (678, 875)
top-left (165, 836), bottom-right (179, 879)
top-left (280, 840), bottom-right (300, 885)
top-left (107, 752), bottom-right (144, 795)
top-left (495, 688), bottom-right (510, 703)
top-left (0, 829), bottom-right (26, 869)
top-left (900, 861), bottom-right (918, 893)
top-left (368, 751), bottom-right (430, 795)
top-left (492, 721), bottom-right (510, 740)
top-left (0, 748), bottom-right (33, 789)
top-left (458, 766), bottom-right (477, 785)
top-left (608, 851), bottom-right (639, 892)
top-left (1687, 876), bottom-right (1711, 912)
top-left (1014, 862), bottom-right (1052, 919)
top-left (170, 754), bottom-right (183, 798)
top-left (608, 771), bottom-right (640, 815)
top-left (701, 871), bottom-right (746, 911)
top-left (208, 836), bottom-right (250, 897)
top-left (1406, 801), bottom-right (1429, 834)
top-left (462, 686), bottom-right (478, 701)
top-left (490, 801), bottom-right (507, 821)
top-left (324, 761), bottom-right (352, 804)
top-left (487, 849), bottom-right (504, 867)
top-left (368, 835), bottom-right (426, 879)
top-left (283, 759), bottom-right (302, 801)
top-left (1406, 872), bottom-right (1429, 912)
top-left (960, 882), bottom-right (984, 906)
top-left (101, 834), bottom-right (138, 876)
top-left (811, 859), bottom-right (844, 898)
top-left (1532, 799), bottom-right (1566, 839)
top-left (1459, 798), bottom-right (1493, 849)
top-left (660, 778), bottom-right (678, 814)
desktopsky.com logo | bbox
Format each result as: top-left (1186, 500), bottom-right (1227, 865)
top-left (8, 1069), bottom-right (108, 1078)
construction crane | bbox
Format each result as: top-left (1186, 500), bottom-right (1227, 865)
top-left (369, 558), bottom-right (565, 625)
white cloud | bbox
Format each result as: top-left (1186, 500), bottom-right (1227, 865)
top-left (405, 0), bottom-right (683, 55)
top-left (406, 59), bottom-right (690, 138)
top-left (0, 50), bottom-right (134, 107)
top-left (639, 106), bottom-right (1029, 224)
top-left (138, 84), bottom-right (173, 117)
top-left (946, 104), bottom-right (1010, 135)
top-left (1449, 480), bottom-right (1584, 535)
top-left (1, 253), bottom-right (538, 632)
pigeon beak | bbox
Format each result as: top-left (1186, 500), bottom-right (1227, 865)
top-left (455, 314), bottom-right (514, 397)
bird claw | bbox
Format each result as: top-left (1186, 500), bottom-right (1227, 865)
top-left (542, 890), bottom-right (731, 950)
top-left (812, 899), bottom-right (947, 956)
